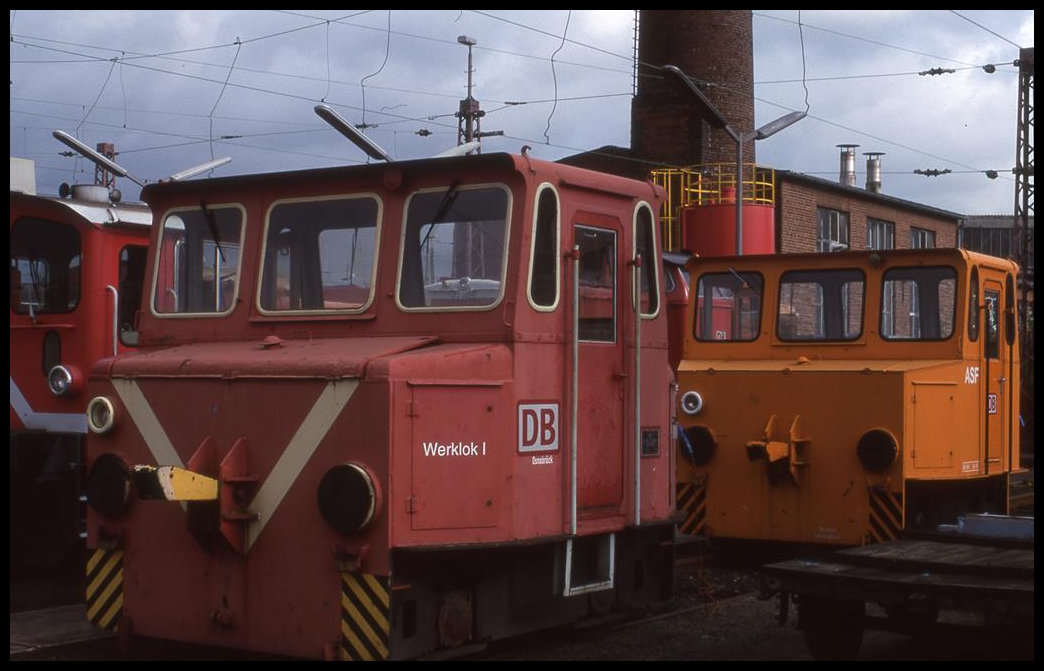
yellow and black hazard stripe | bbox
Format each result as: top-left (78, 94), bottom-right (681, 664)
top-left (340, 572), bottom-right (390, 661)
top-left (676, 476), bottom-right (707, 537)
top-left (86, 548), bottom-right (123, 632)
top-left (867, 485), bottom-right (902, 544)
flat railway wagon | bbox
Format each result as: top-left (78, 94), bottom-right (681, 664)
top-left (10, 185), bottom-right (150, 566)
top-left (675, 248), bottom-right (1023, 547)
top-left (81, 150), bottom-right (677, 660)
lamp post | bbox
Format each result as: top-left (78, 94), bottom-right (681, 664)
top-left (662, 65), bottom-right (805, 255)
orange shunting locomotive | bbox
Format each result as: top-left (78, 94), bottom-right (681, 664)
top-left (675, 248), bottom-right (1022, 547)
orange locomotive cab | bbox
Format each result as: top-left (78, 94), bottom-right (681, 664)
top-left (81, 153), bottom-right (676, 660)
top-left (675, 248), bottom-right (1021, 547)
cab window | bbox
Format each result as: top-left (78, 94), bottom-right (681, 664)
top-left (398, 185), bottom-right (509, 310)
top-left (880, 266), bottom-right (956, 340)
top-left (259, 196), bottom-right (380, 313)
top-left (118, 245), bottom-right (147, 345)
top-left (694, 271), bottom-right (762, 341)
top-left (10, 217), bottom-right (81, 315)
top-left (635, 204), bottom-right (659, 317)
top-left (777, 269), bottom-right (864, 341)
top-left (153, 205), bottom-right (244, 315)
top-left (527, 186), bottom-right (559, 310)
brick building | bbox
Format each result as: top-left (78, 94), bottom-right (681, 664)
top-left (959, 214), bottom-right (1034, 295)
top-left (774, 169), bottom-right (960, 254)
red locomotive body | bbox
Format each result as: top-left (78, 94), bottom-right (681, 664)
top-left (83, 152), bottom-right (676, 660)
top-left (10, 186), bottom-right (150, 565)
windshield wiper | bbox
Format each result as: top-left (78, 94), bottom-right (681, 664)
top-left (200, 199), bottom-right (226, 263)
top-left (419, 180), bottom-right (461, 251)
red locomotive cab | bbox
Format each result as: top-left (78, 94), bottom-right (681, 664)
top-left (9, 187), bottom-right (150, 566)
top-left (82, 153), bottom-right (676, 660)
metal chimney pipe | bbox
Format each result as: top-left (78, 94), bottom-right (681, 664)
top-left (837, 144), bottom-right (859, 186)
top-left (864, 152), bottom-right (885, 193)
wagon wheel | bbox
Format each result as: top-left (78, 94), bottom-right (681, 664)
top-left (799, 594), bottom-right (864, 660)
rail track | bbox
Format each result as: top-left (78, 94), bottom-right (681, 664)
top-left (11, 523), bottom-right (1032, 661)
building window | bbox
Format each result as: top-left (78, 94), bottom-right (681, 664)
top-left (910, 227), bottom-right (936, 249)
top-left (959, 227), bottom-right (1012, 258)
top-left (817, 207), bottom-right (849, 252)
top-left (867, 218), bottom-right (895, 250)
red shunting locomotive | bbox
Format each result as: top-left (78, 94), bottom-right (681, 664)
top-left (10, 184), bottom-right (150, 567)
top-left (83, 151), bottom-right (677, 660)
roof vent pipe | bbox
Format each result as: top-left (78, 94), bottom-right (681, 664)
top-left (837, 144), bottom-right (859, 186)
top-left (864, 152), bottom-right (885, 193)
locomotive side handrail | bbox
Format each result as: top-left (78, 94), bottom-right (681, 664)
top-left (105, 285), bottom-right (119, 357)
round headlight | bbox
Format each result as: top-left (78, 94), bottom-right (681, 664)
top-left (680, 390), bottom-right (704, 415)
top-left (318, 463), bottom-right (381, 536)
top-left (86, 453), bottom-right (132, 517)
top-left (680, 424), bottom-right (717, 465)
top-left (857, 429), bottom-right (898, 473)
top-left (47, 364), bottom-right (82, 396)
top-left (86, 396), bottom-right (116, 434)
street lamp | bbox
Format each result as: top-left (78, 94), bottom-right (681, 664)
top-left (662, 65), bottom-right (806, 255)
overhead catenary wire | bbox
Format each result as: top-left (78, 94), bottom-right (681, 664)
top-left (949, 10), bottom-right (1024, 49)
top-left (9, 10), bottom-right (1027, 208)
top-left (544, 10), bottom-right (572, 144)
top-left (360, 10), bottom-right (393, 131)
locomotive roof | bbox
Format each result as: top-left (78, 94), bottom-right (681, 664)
top-left (140, 151), bottom-right (663, 204)
top-left (10, 189), bottom-right (152, 228)
top-left (688, 246), bottom-right (1019, 273)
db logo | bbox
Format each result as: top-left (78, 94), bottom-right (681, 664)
top-left (518, 403), bottom-right (558, 453)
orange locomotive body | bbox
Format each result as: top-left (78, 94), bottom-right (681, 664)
top-left (675, 248), bottom-right (1022, 547)
top-left (82, 152), bottom-right (676, 660)
top-left (10, 186), bottom-right (150, 566)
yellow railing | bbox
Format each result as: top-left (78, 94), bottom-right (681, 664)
top-left (651, 164), bottom-right (776, 252)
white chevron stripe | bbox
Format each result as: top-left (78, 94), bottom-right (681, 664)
top-left (9, 376), bottom-right (88, 434)
top-left (248, 380), bottom-right (358, 551)
top-left (111, 377), bottom-right (358, 552)
top-left (111, 378), bottom-right (184, 468)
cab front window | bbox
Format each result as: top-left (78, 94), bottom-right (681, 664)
top-left (10, 217), bottom-right (81, 315)
top-left (258, 195), bottom-right (380, 313)
top-left (777, 268), bottom-right (865, 341)
top-left (880, 266), bottom-right (956, 340)
top-left (693, 271), bottom-right (762, 342)
top-left (152, 204), bottom-right (244, 315)
top-left (398, 185), bottom-right (509, 310)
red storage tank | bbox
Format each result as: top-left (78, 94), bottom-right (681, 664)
top-left (679, 188), bottom-right (774, 256)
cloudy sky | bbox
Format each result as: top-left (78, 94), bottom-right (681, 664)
top-left (9, 10), bottom-right (1034, 216)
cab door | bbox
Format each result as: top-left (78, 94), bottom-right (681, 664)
top-left (982, 278), bottom-right (1007, 473)
top-left (572, 216), bottom-right (626, 517)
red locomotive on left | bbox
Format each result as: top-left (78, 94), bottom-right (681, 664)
top-left (82, 149), bottom-right (677, 660)
top-left (10, 184), bottom-right (150, 566)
